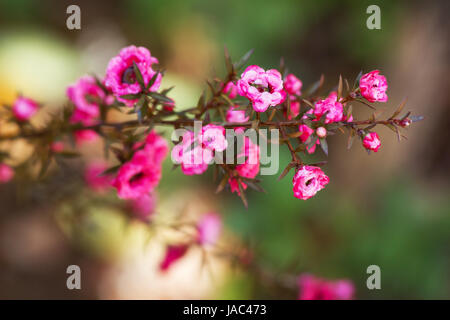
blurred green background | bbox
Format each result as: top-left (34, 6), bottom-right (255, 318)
top-left (0, 0), bottom-right (449, 299)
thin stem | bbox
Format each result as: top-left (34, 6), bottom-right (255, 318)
top-left (0, 117), bottom-right (399, 142)
top-left (279, 125), bottom-right (301, 164)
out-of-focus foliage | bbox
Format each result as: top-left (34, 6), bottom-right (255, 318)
top-left (225, 158), bottom-right (450, 299)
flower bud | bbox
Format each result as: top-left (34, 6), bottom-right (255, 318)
top-left (316, 127), bottom-right (327, 138)
top-left (399, 118), bottom-right (411, 128)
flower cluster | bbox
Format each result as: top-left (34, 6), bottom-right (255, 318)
top-left (0, 44), bottom-right (423, 300)
top-left (0, 45), bottom-right (418, 207)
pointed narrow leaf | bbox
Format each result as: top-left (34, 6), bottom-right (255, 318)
top-left (288, 131), bottom-right (303, 138)
top-left (347, 129), bottom-right (356, 150)
top-left (305, 74), bottom-right (324, 96)
top-left (136, 95), bottom-right (146, 111)
top-left (356, 99), bottom-right (376, 110)
top-left (237, 180), bottom-right (248, 208)
top-left (301, 99), bottom-right (315, 109)
top-left (146, 71), bottom-right (160, 90)
top-left (337, 75), bottom-right (343, 101)
top-left (345, 78), bottom-right (350, 92)
top-left (220, 93), bottom-right (234, 107)
top-left (286, 92), bottom-right (291, 117)
top-left (100, 165), bottom-right (121, 176)
top-left (234, 49), bottom-right (254, 71)
top-left (410, 115), bottom-right (424, 122)
top-left (216, 173), bottom-right (229, 194)
top-left (148, 92), bottom-right (173, 103)
top-left (245, 180), bottom-right (266, 193)
top-left (353, 70), bottom-right (363, 90)
top-left (224, 46), bottom-right (234, 74)
top-left (120, 94), bottom-right (141, 100)
top-left (278, 162), bottom-right (295, 181)
top-left (390, 97), bottom-right (407, 119)
top-left (160, 86), bottom-right (175, 95)
top-left (133, 62), bottom-right (145, 90)
top-left (320, 138), bottom-right (328, 156)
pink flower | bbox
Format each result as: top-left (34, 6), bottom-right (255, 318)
top-left (298, 124), bottom-right (319, 154)
top-left (286, 99), bottom-right (300, 120)
top-left (362, 132), bottom-right (381, 152)
top-left (222, 81), bottom-right (238, 99)
top-left (229, 137), bottom-right (260, 195)
top-left (139, 130), bottom-right (169, 165)
top-left (74, 129), bottom-right (99, 145)
top-left (236, 138), bottom-right (260, 174)
top-left (229, 178), bottom-right (248, 194)
top-left (159, 244), bottom-right (189, 272)
top-left (196, 213), bottom-right (222, 246)
top-left (0, 163), bottom-right (14, 183)
top-left (297, 274), bottom-right (354, 300)
top-left (237, 65), bottom-right (284, 112)
top-left (12, 97), bottom-right (38, 121)
top-left (201, 124), bottom-right (228, 152)
top-left (84, 161), bottom-right (113, 193)
top-left (181, 146), bottom-right (212, 175)
top-left (284, 74), bottom-right (302, 96)
top-left (128, 193), bottom-right (156, 222)
top-left (313, 96), bottom-right (344, 124)
top-left (171, 131), bottom-right (213, 176)
top-left (67, 76), bottom-right (104, 125)
top-left (359, 70), bottom-right (388, 102)
top-left (112, 150), bottom-right (162, 199)
top-left (104, 45), bottom-right (162, 104)
top-left (343, 114), bottom-right (354, 122)
top-left (327, 91), bottom-right (342, 103)
top-left (292, 165), bottom-right (329, 200)
top-left (226, 105), bottom-right (249, 124)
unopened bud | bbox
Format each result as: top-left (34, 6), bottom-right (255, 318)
top-left (399, 118), bottom-right (411, 128)
top-left (316, 127), bottom-right (327, 138)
